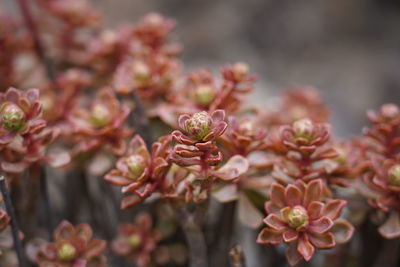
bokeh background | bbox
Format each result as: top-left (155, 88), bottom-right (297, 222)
top-left (95, 0), bottom-right (400, 136)
top-left (2, 0), bottom-right (400, 135)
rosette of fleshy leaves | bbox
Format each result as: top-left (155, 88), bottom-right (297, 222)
top-left (170, 110), bottom-right (227, 169)
top-left (262, 87), bottom-right (330, 127)
top-left (219, 116), bottom-right (267, 158)
top-left (112, 213), bottom-right (161, 267)
top-left (113, 54), bottom-right (181, 103)
top-left (0, 88), bottom-right (45, 144)
top-left (271, 118), bottom-right (343, 196)
top-left (358, 104), bottom-right (400, 238)
top-left (0, 88), bottom-right (69, 173)
top-left (31, 221), bottom-right (106, 267)
top-left (168, 110), bottom-right (249, 202)
top-left (157, 63), bottom-right (256, 128)
top-left (257, 179), bottom-right (354, 266)
top-left (363, 103), bottom-right (400, 158)
top-left (69, 87), bottom-right (132, 156)
top-left (41, 69), bottom-right (92, 123)
top-left (105, 134), bottom-right (171, 209)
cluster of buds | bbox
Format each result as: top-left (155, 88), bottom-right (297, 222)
top-left (359, 104), bottom-right (400, 238)
top-left (112, 213), bottom-right (160, 267)
top-left (68, 88), bottom-right (132, 156)
top-left (105, 135), bottom-right (171, 209)
top-left (257, 179), bottom-right (354, 265)
top-left (262, 87), bottom-right (330, 127)
top-left (0, 88), bottom-right (68, 173)
top-left (31, 221), bottom-right (106, 266)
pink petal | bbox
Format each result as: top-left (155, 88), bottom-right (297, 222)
top-left (283, 229), bottom-right (299, 243)
top-left (308, 232), bottom-right (335, 249)
top-left (270, 183), bottom-right (286, 208)
top-left (213, 155), bottom-right (249, 180)
top-left (178, 114), bottom-right (191, 130)
top-left (238, 193), bottom-right (264, 228)
top-left (379, 211), bottom-right (400, 239)
top-left (26, 88), bottom-right (40, 103)
top-left (332, 219), bottom-right (354, 244)
top-left (308, 217), bottom-right (334, 234)
top-left (307, 201), bottom-right (324, 220)
top-left (285, 184), bottom-right (302, 207)
top-left (257, 228), bottom-right (283, 245)
top-left (212, 184), bottom-right (238, 203)
top-left (303, 179), bottom-right (322, 207)
top-left (286, 241), bottom-right (303, 266)
top-left (297, 234), bottom-right (315, 261)
top-left (121, 195), bottom-right (142, 209)
top-left (264, 214), bottom-right (287, 231)
top-left (211, 109), bottom-right (225, 123)
top-left (322, 199), bottom-right (346, 220)
top-left (4, 87), bottom-right (20, 102)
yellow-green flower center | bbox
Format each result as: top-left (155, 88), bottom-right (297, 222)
top-left (287, 207), bottom-right (309, 228)
top-left (293, 118), bottom-right (313, 140)
top-left (1, 103), bottom-right (25, 132)
top-left (127, 233), bottom-right (142, 248)
top-left (58, 243), bottom-right (76, 261)
top-left (89, 104), bottom-right (112, 128)
top-left (184, 111), bottom-right (212, 141)
top-left (192, 85), bottom-right (216, 107)
top-left (126, 155), bottom-right (146, 179)
top-left (389, 164), bottom-right (400, 186)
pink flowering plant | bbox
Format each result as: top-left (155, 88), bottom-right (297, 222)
top-left (0, 1), bottom-right (398, 267)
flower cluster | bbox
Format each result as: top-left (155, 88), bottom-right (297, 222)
top-left (31, 221), bottom-right (106, 267)
top-left (257, 179), bottom-right (353, 265)
top-left (112, 213), bottom-right (160, 267)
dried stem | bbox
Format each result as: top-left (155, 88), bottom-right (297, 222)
top-left (175, 202), bottom-right (208, 267)
top-left (229, 244), bottom-right (246, 267)
top-left (16, 0), bottom-right (57, 84)
top-left (0, 175), bottom-right (26, 267)
top-left (130, 91), bottom-right (153, 149)
top-left (39, 165), bottom-right (53, 237)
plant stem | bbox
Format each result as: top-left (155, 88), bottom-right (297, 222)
top-left (39, 165), bottom-right (53, 237)
top-left (0, 175), bottom-right (26, 267)
top-left (130, 91), bottom-right (153, 149)
top-left (16, 0), bottom-right (57, 84)
top-left (229, 244), bottom-right (246, 267)
top-left (175, 203), bottom-right (208, 267)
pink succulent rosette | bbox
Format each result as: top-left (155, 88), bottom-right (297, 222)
top-left (170, 110), bottom-right (227, 168)
top-left (257, 179), bottom-right (354, 265)
top-left (112, 213), bottom-right (160, 267)
top-left (280, 118), bottom-right (331, 155)
top-left (0, 88), bottom-right (46, 145)
top-left (69, 87), bottom-right (132, 156)
top-left (33, 221), bottom-right (106, 267)
top-left (105, 134), bottom-right (171, 209)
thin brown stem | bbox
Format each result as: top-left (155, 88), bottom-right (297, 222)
top-left (16, 0), bottom-right (58, 85)
top-left (175, 202), bottom-right (208, 267)
top-left (0, 175), bottom-right (26, 267)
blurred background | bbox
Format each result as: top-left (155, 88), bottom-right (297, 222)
top-left (94, 0), bottom-right (400, 136)
top-left (2, 0), bottom-right (400, 134)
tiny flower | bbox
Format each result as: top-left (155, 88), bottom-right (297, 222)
top-left (173, 110), bottom-right (227, 145)
top-left (257, 179), bottom-right (354, 265)
top-left (105, 135), bottom-right (171, 209)
top-left (57, 242), bottom-right (76, 261)
top-left (0, 88), bottom-right (46, 144)
top-left (280, 118), bottom-right (330, 154)
top-left (112, 213), bottom-right (160, 267)
top-left (34, 221), bottom-right (106, 266)
top-left (184, 112), bottom-right (213, 141)
top-left (191, 85), bottom-right (216, 107)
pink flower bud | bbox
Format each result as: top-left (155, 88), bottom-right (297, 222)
top-left (57, 243), bottom-right (76, 261)
top-left (184, 111), bottom-right (212, 141)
